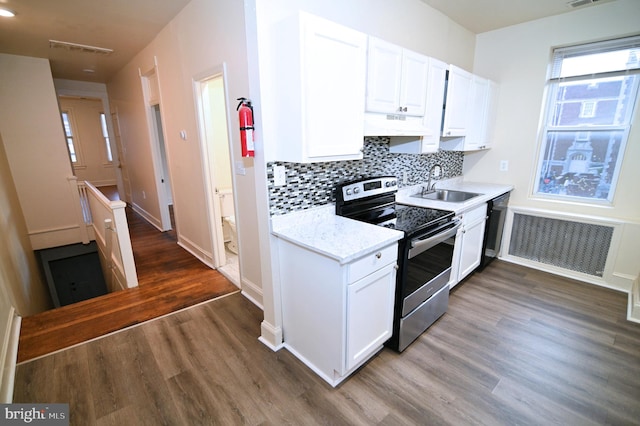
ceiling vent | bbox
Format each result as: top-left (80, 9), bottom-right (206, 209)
top-left (566, 0), bottom-right (600, 8)
top-left (49, 40), bottom-right (113, 55)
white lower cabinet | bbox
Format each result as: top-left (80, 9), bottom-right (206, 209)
top-left (279, 241), bottom-right (397, 386)
top-left (450, 203), bottom-right (487, 288)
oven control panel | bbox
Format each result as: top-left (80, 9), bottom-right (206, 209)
top-left (337, 177), bottom-right (397, 202)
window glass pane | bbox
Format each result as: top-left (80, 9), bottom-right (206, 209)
top-left (100, 113), bottom-right (113, 162)
top-left (558, 49), bottom-right (639, 77)
top-left (537, 130), bottom-right (623, 200)
top-left (62, 112), bottom-right (73, 137)
top-left (549, 75), bottom-right (636, 127)
top-left (67, 138), bottom-right (77, 162)
top-left (62, 111), bottom-right (78, 163)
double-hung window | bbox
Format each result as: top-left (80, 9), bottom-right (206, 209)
top-left (534, 35), bottom-right (640, 203)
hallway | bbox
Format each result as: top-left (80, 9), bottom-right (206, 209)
top-left (17, 201), bottom-right (239, 363)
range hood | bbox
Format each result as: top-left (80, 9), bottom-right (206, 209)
top-left (363, 112), bottom-right (434, 137)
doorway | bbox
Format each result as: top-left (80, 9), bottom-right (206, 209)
top-left (151, 103), bottom-right (174, 228)
top-left (194, 67), bottom-right (239, 286)
top-left (140, 67), bottom-right (173, 232)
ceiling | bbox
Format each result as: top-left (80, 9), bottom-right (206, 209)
top-left (0, 0), bottom-right (616, 83)
top-left (0, 0), bottom-right (191, 83)
top-left (421, 0), bottom-right (617, 34)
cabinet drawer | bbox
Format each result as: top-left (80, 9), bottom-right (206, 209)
top-left (462, 203), bottom-right (487, 224)
top-left (348, 244), bottom-right (398, 284)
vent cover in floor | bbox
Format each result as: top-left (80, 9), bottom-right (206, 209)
top-left (508, 213), bottom-right (613, 277)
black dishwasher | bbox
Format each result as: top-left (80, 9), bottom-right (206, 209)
top-left (479, 192), bottom-right (510, 270)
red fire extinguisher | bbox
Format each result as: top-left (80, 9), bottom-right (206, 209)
top-left (237, 97), bottom-right (255, 157)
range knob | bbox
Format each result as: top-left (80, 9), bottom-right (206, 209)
top-left (385, 181), bottom-right (391, 187)
top-left (353, 187), bottom-right (360, 194)
top-left (346, 189), bottom-right (352, 195)
top-left (391, 180), bottom-right (397, 186)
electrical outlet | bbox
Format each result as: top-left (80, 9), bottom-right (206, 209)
top-left (274, 165), bottom-right (286, 186)
top-left (500, 160), bottom-right (509, 172)
top-left (402, 171), bottom-right (408, 185)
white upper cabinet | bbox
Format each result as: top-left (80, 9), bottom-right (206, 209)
top-left (465, 75), bottom-right (490, 150)
top-left (441, 67), bottom-right (499, 152)
top-left (388, 57), bottom-right (447, 154)
top-left (441, 64), bottom-right (473, 137)
top-left (270, 12), bottom-right (367, 163)
top-left (398, 49), bottom-right (430, 116)
top-left (366, 37), bottom-right (429, 116)
top-left (365, 39), bottom-right (403, 114)
top-left (481, 80), bottom-right (499, 149)
top-left (421, 57), bottom-right (447, 152)
top-left (466, 76), bottom-right (499, 150)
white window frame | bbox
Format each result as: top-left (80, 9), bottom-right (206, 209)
top-left (61, 108), bottom-right (85, 168)
top-left (533, 35), bottom-right (640, 204)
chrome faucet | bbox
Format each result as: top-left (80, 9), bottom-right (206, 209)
top-left (423, 164), bottom-right (443, 195)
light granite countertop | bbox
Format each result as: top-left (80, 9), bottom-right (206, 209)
top-left (271, 205), bottom-right (403, 264)
top-left (271, 178), bottom-right (513, 264)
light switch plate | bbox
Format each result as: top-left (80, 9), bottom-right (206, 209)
top-left (500, 160), bottom-right (509, 172)
top-left (235, 160), bottom-right (246, 176)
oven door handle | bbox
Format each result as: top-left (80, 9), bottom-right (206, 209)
top-left (409, 220), bottom-right (461, 259)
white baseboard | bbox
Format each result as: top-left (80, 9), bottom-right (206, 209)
top-left (92, 180), bottom-right (118, 187)
top-left (130, 203), bottom-right (163, 231)
top-left (500, 255), bottom-right (626, 292)
top-left (501, 256), bottom-right (640, 324)
top-left (240, 277), bottom-right (263, 310)
top-left (29, 224), bottom-right (86, 250)
top-left (1, 310), bottom-right (21, 403)
top-left (177, 236), bottom-right (214, 268)
top-left (259, 320), bottom-right (283, 352)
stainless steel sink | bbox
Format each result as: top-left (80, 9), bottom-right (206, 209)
top-left (411, 189), bottom-right (481, 202)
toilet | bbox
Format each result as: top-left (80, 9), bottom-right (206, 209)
top-left (218, 188), bottom-right (238, 254)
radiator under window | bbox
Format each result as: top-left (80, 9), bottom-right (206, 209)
top-left (509, 213), bottom-right (613, 277)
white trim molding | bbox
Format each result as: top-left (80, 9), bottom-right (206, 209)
top-left (1, 310), bottom-right (21, 403)
top-left (629, 275), bottom-right (640, 323)
top-left (258, 321), bottom-right (284, 351)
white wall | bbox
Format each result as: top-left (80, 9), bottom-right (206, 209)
top-left (0, 135), bottom-right (51, 317)
top-left (107, 0), bottom-right (263, 298)
top-left (0, 54), bottom-right (83, 250)
top-left (465, 0), bottom-right (640, 290)
top-left (0, 132), bottom-right (51, 401)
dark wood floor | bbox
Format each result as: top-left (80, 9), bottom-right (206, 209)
top-left (14, 260), bottom-right (640, 425)
top-left (17, 206), bottom-right (239, 363)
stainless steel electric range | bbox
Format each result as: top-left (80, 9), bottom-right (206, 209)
top-left (336, 176), bottom-right (460, 352)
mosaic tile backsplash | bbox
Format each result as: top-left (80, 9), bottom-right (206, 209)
top-left (267, 137), bottom-right (464, 215)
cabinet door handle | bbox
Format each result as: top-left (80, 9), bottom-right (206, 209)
top-left (375, 252), bottom-right (382, 259)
